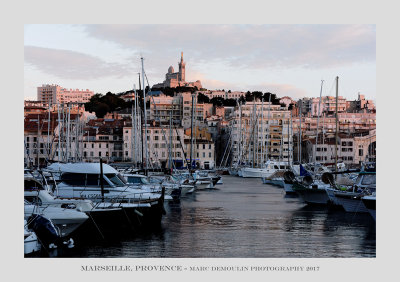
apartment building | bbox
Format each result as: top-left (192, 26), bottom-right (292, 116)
top-left (228, 102), bottom-right (293, 165)
top-left (37, 84), bottom-right (94, 105)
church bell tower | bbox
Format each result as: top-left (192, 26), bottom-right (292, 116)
top-left (178, 52), bottom-right (186, 82)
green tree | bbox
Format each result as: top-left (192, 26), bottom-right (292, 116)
top-left (95, 103), bottom-right (110, 118)
top-left (197, 93), bottom-right (210, 103)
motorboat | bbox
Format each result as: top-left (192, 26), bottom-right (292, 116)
top-left (24, 219), bottom-right (41, 255)
top-left (242, 160), bottom-right (291, 178)
top-left (333, 172), bottom-right (376, 213)
top-left (192, 170), bottom-right (214, 189)
top-left (24, 200), bottom-right (88, 238)
top-left (261, 171), bottom-right (285, 187)
top-left (44, 162), bottom-right (167, 229)
top-left (123, 173), bottom-right (176, 200)
top-left (24, 174), bottom-right (124, 234)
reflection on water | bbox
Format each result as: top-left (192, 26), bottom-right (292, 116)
top-left (60, 176), bottom-right (375, 258)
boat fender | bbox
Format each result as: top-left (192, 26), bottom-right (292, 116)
top-left (302, 175), bottom-right (313, 186)
top-left (283, 171), bottom-right (295, 183)
top-left (321, 172), bottom-right (334, 185)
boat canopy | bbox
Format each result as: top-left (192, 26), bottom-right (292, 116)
top-left (46, 162), bottom-right (118, 174)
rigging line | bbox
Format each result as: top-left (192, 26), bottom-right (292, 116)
top-left (149, 95), bottom-right (177, 171)
top-left (327, 77), bottom-right (336, 98)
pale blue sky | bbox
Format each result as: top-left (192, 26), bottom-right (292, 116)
top-left (24, 24), bottom-right (376, 101)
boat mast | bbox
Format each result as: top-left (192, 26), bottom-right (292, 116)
top-left (313, 80), bottom-right (324, 175)
top-left (238, 101), bottom-right (242, 166)
top-left (141, 57), bottom-right (148, 175)
top-left (169, 109), bottom-right (173, 171)
top-left (252, 100), bottom-right (256, 167)
top-left (289, 110), bottom-right (293, 167)
top-left (131, 84), bottom-right (136, 165)
top-left (37, 114), bottom-right (40, 168)
top-left (299, 102), bottom-right (302, 163)
top-left (57, 102), bottom-right (61, 162)
top-left (335, 76), bottom-right (339, 178)
top-left (190, 93), bottom-right (195, 172)
top-left (261, 98), bottom-right (265, 166)
top-left (47, 102), bottom-right (51, 160)
top-left (267, 94), bottom-right (271, 162)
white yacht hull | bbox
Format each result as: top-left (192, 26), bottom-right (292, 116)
top-left (241, 168), bottom-right (265, 178)
top-left (24, 226), bottom-right (41, 255)
top-left (24, 206), bottom-right (89, 237)
top-left (195, 181), bottom-right (213, 189)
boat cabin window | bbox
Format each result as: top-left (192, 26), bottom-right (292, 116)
top-left (24, 179), bottom-right (44, 191)
top-left (86, 174), bottom-right (100, 186)
top-left (61, 173), bottom-right (87, 186)
top-left (105, 173), bottom-right (125, 187)
top-left (61, 173), bottom-right (112, 187)
top-left (126, 176), bottom-right (143, 184)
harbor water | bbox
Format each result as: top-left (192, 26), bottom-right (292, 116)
top-left (57, 175), bottom-right (376, 258)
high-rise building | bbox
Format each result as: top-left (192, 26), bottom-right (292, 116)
top-left (37, 84), bottom-right (94, 105)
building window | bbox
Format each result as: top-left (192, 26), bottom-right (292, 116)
top-left (209, 152), bottom-right (212, 158)
top-left (209, 144), bottom-right (211, 149)
top-left (84, 143), bottom-right (86, 148)
top-left (359, 149), bottom-right (363, 156)
top-left (99, 144), bottom-right (101, 148)
top-left (84, 152), bottom-right (87, 157)
top-left (99, 152), bottom-right (101, 157)
top-left (90, 152), bottom-right (94, 157)
top-left (92, 144), bottom-right (94, 148)
top-left (203, 144), bottom-right (205, 149)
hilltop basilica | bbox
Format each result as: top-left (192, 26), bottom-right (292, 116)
top-left (153, 52), bottom-right (202, 89)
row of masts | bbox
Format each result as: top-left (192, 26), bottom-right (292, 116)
top-left (224, 77), bottom-right (343, 171)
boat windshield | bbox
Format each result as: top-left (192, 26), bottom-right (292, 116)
top-left (105, 173), bottom-right (126, 187)
top-left (126, 175), bottom-right (150, 185)
top-left (141, 177), bottom-right (150, 184)
top-left (360, 174), bottom-right (376, 185)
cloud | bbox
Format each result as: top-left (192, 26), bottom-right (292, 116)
top-left (82, 24), bottom-right (376, 70)
top-left (24, 46), bottom-right (133, 80)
